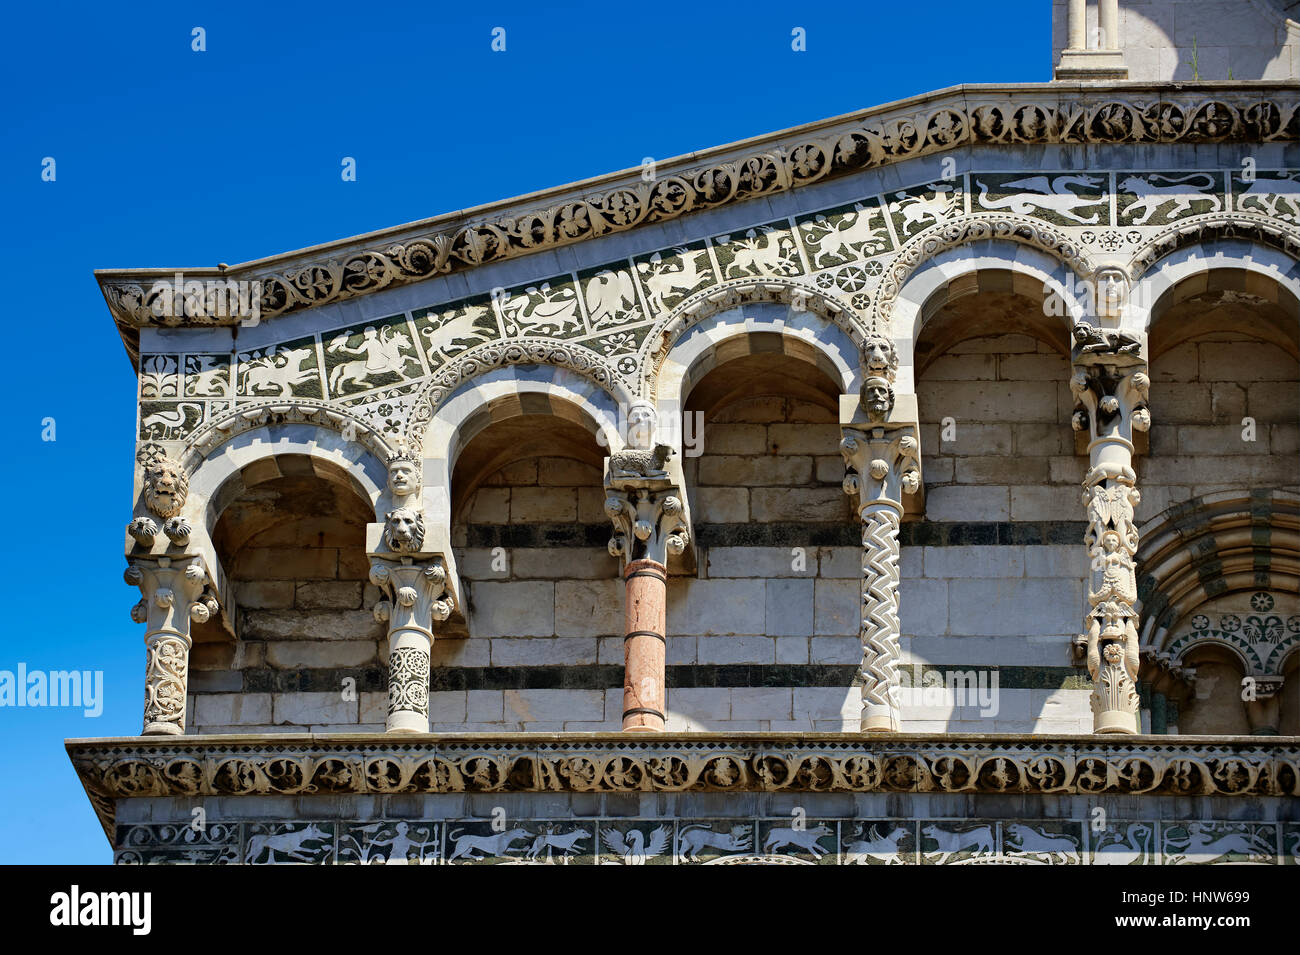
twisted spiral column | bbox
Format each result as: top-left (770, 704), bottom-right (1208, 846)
top-left (840, 419), bottom-right (921, 734)
top-left (859, 503), bottom-right (903, 730)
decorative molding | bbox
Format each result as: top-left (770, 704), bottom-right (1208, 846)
top-left (67, 734), bottom-right (1300, 838)
top-left (99, 88), bottom-right (1297, 331)
top-left (645, 277), bottom-right (867, 398)
top-left (405, 339), bottom-right (629, 451)
top-left (1125, 212), bottom-right (1300, 282)
top-left (180, 400), bottom-right (393, 475)
top-left (872, 214), bottom-right (1092, 327)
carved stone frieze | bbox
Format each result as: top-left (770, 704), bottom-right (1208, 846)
top-left (67, 734), bottom-right (1300, 839)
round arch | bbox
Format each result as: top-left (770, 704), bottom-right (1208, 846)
top-left (653, 301), bottom-right (859, 440)
top-left (883, 239), bottom-right (1091, 392)
top-left (1124, 235), bottom-right (1300, 345)
top-left (417, 364), bottom-right (623, 529)
top-left (1135, 489), bottom-right (1300, 663)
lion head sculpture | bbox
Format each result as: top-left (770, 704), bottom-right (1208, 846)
top-left (384, 507), bottom-right (426, 553)
top-left (142, 455), bottom-right (189, 519)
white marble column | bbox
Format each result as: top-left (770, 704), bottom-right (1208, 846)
top-left (840, 333), bottom-right (921, 733)
top-left (1069, 320), bottom-right (1151, 734)
top-left (125, 557), bottom-right (215, 735)
top-left (371, 558), bottom-right (453, 733)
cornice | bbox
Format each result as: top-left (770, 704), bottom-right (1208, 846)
top-left (97, 82), bottom-right (1299, 349)
top-left (68, 732), bottom-right (1300, 839)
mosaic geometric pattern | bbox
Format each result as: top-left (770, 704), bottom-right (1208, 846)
top-left (130, 168), bottom-right (1300, 444)
top-left (1165, 591), bottom-right (1300, 674)
top-left (114, 818), bottom-right (1300, 865)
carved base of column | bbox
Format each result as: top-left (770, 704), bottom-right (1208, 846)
top-left (142, 721), bottom-right (185, 737)
top-left (1093, 711), bottom-right (1139, 734)
top-left (386, 636), bottom-right (431, 734)
top-left (623, 558), bottom-right (666, 733)
top-left (861, 704), bottom-right (899, 733)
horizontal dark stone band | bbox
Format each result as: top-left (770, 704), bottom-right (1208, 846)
top-left (695, 522), bottom-right (1089, 547)
top-left (624, 630), bottom-right (666, 643)
top-left (203, 663), bottom-right (1088, 695)
top-left (462, 521), bottom-right (1087, 549)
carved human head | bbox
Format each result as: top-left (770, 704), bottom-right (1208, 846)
top-left (625, 401), bottom-right (658, 451)
top-left (861, 375), bottom-right (895, 421)
top-left (386, 447), bottom-right (422, 498)
top-left (384, 507), bottom-right (426, 553)
top-left (142, 455), bottom-right (189, 519)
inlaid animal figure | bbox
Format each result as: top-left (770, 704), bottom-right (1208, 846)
top-left (140, 402), bottom-right (202, 438)
top-left (894, 182), bottom-right (959, 232)
top-left (976, 174), bottom-right (1103, 224)
top-left (1235, 174), bottom-right (1300, 221)
top-left (637, 249), bottom-right (709, 314)
top-left (678, 824), bottom-right (751, 862)
top-left (241, 347), bottom-right (318, 395)
top-left (1163, 825), bottom-right (1275, 865)
top-left (1117, 173), bottom-right (1220, 224)
top-left (526, 826), bottom-right (589, 860)
top-left (600, 825), bottom-right (671, 865)
top-left (1092, 823), bottom-right (1152, 865)
top-left (843, 824), bottom-right (909, 865)
top-left (1003, 823), bottom-right (1080, 864)
top-left (922, 823), bottom-right (995, 864)
top-left (327, 325), bottom-right (418, 393)
top-left (763, 824), bottom-right (833, 857)
top-left (446, 826), bottom-right (531, 862)
top-left (246, 824), bottom-right (328, 863)
top-left (724, 228), bottom-right (799, 278)
top-left (583, 269), bottom-right (638, 328)
top-left (499, 284), bottom-right (583, 336)
top-left (608, 443), bottom-right (673, 480)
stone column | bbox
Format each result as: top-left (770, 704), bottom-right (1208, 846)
top-left (841, 424), bottom-right (921, 732)
top-left (125, 557), bottom-right (215, 735)
top-left (1067, 0), bottom-right (1086, 50)
top-left (605, 469), bottom-right (689, 733)
top-left (370, 558), bottom-right (453, 733)
top-left (839, 332), bottom-right (921, 733)
top-left (1069, 320), bottom-right (1151, 734)
top-left (1099, 0), bottom-right (1119, 49)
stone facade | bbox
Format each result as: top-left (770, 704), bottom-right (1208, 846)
top-left (78, 11), bottom-right (1300, 861)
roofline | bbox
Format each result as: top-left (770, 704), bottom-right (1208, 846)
top-left (96, 79), bottom-right (1300, 343)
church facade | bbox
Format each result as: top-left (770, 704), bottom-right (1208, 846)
top-left (73, 1), bottom-right (1300, 864)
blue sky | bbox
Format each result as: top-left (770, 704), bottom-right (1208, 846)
top-left (0, 1), bottom-right (1049, 863)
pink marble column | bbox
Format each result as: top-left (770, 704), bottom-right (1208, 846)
top-left (622, 557), bottom-right (667, 732)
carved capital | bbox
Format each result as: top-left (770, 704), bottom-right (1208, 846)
top-left (1070, 360), bottom-right (1151, 459)
top-left (605, 484), bottom-right (690, 568)
top-left (840, 424), bottom-right (922, 515)
top-left (369, 557), bottom-right (454, 638)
